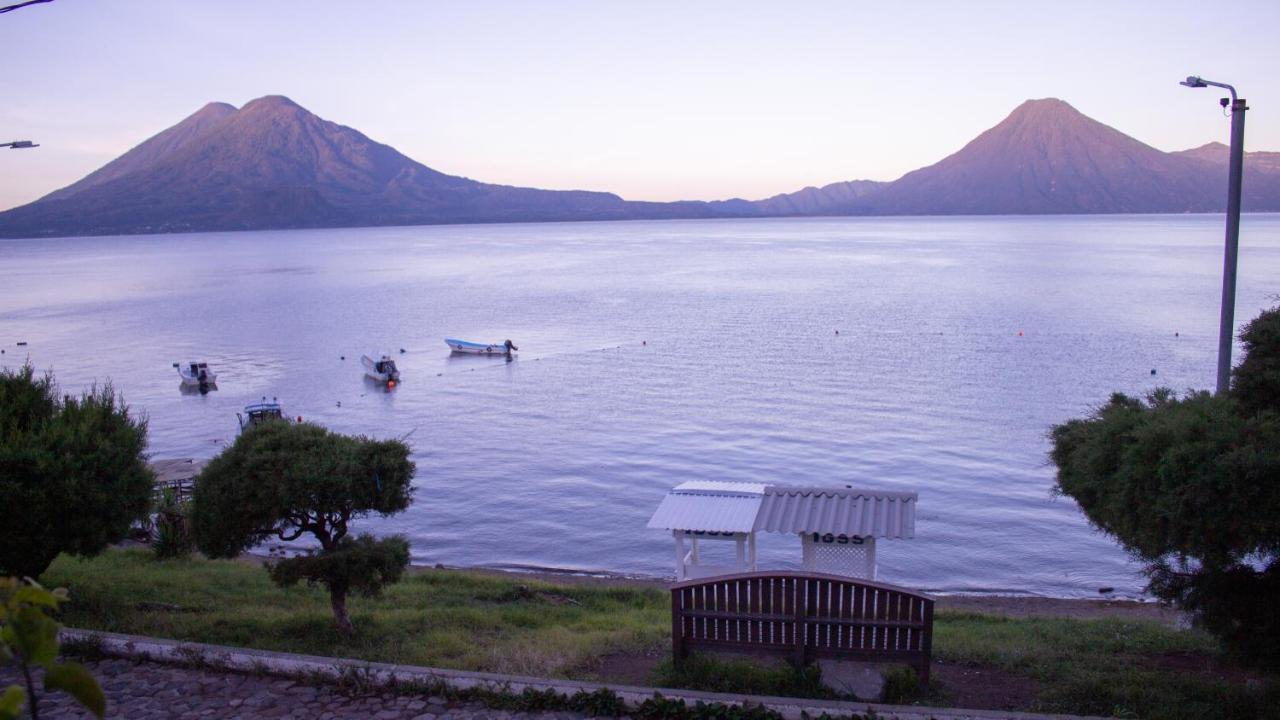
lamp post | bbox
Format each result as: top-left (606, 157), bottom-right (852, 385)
top-left (1, 140), bottom-right (39, 149)
top-left (1181, 75), bottom-right (1247, 395)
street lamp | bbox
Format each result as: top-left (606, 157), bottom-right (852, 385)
top-left (2, 140), bottom-right (39, 149)
top-left (1182, 75), bottom-right (1247, 395)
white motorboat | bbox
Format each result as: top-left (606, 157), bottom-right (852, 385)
top-left (445, 338), bottom-right (518, 356)
top-left (176, 361), bottom-right (216, 388)
top-left (362, 354), bottom-right (401, 384)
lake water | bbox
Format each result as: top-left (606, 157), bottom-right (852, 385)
top-left (3, 215), bottom-right (1278, 597)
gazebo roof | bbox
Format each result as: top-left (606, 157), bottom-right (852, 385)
top-left (647, 480), bottom-right (916, 539)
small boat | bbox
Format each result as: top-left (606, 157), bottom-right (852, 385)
top-left (176, 361), bottom-right (217, 388)
top-left (362, 354), bottom-right (401, 384)
top-left (236, 398), bottom-right (292, 433)
top-left (445, 338), bottom-right (518, 356)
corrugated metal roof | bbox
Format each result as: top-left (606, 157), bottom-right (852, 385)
top-left (754, 487), bottom-right (916, 538)
top-left (646, 481), bottom-right (766, 532)
top-left (673, 480), bottom-right (768, 496)
top-left (647, 481), bottom-right (916, 538)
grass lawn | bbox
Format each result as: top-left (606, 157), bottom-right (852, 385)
top-left (43, 550), bottom-right (1280, 719)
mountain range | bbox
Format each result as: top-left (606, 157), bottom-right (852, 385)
top-left (1, 96), bottom-right (1277, 238)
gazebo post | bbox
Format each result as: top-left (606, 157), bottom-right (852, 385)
top-left (673, 531), bottom-right (687, 580)
top-left (748, 532), bottom-right (757, 571)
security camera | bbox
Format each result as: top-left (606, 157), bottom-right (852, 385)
top-left (1220, 97), bottom-right (1230, 108)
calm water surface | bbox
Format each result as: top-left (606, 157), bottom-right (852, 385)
top-left (3, 215), bottom-right (1278, 597)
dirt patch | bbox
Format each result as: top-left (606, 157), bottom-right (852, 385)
top-left (932, 662), bottom-right (1042, 712)
top-left (591, 650), bottom-right (665, 686)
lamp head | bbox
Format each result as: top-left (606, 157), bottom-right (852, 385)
top-left (1181, 75), bottom-right (1208, 88)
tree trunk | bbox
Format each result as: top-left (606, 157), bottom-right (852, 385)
top-left (330, 587), bottom-right (354, 636)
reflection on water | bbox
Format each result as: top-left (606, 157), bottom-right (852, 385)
top-left (3, 215), bottom-right (1279, 597)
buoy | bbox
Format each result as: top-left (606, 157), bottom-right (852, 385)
top-left (835, 330), bottom-right (839, 335)
top-left (399, 348), bottom-right (406, 354)
top-left (1150, 369), bottom-right (1157, 375)
top-left (1175, 332), bottom-right (1179, 337)
top-left (1017, 331), bottom-right (1023, 337)
top-left (387, 380), bottom-right (396, 389)
top-left (340, 355), bottom-right (345, 360)
top-left (336, 401), bottom-right (342, 407)
top-left (642, 340), bottom-right (647, 345)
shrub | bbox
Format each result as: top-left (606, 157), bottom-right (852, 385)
top-left (0, 366), bottom-right (152, 578)
top-left (152, 488), bottom-right (194, 560)
top-left (1051, 306), bottom-right (1280, 668)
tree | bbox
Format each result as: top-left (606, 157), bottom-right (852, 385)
top-left (1, 578), bottom-right (106, 720)
top-left (1051, 307), bottom-right (1280, 668)
top-left (0, 365), bottom-right (153, 579)
top-left (191, 421), bottom-right (414, 635)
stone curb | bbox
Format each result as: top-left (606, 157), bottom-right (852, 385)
top-left (62, 629), bottom-right (1103, 720)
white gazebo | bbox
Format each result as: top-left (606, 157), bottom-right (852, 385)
top-left (647, 480), bottom-right (917, 581)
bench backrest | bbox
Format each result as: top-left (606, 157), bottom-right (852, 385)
top-left (671, 571), bottom-right (933, 683)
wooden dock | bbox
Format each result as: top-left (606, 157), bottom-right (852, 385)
top-left (149, 458), bottom-right (207, 503)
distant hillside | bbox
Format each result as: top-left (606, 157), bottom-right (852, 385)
top-left (750, 180), bottom-right (887, 215)
top-left (1, 95), bottom-right (1276, 238)
top-left (0, 96), bottom-right (714, 238)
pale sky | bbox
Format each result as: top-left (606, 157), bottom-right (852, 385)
top-left (1, 0), bottom-right (1278, 211)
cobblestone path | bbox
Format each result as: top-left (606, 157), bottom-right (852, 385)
top-left (1, 658), bottom-right (595, 720)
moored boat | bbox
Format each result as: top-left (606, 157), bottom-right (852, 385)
top-left (176, 361), bottom-right (217, 388)
top-left (236, 397), bottom-right (292, 433)
top-left (362, 354), bottom-right (401, 384)
top-left (445, 338), bottom-right (518, 356)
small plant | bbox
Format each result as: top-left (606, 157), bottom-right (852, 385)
top-left (635, 693), bottom-right (690, 720)
top-left (152, 488), bottom-right (194, 560)
top-left (0, 578), bottom-right (105, 720)
top-left (878, 666), bottom-right (918, 704)
top-left (652, 654), bottom-right (834, 700)
top-left (569, 688), bottom-right (629, 717)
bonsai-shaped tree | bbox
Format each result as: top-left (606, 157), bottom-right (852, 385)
top-left (0, 365), bottom-right (152, 579)
top-left (1051, 307), bottom-right (1280, 668)
top-left (191, 421), bottom-right (414, 635)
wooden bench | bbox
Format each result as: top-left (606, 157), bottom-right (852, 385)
top-left (671, 571), bottom-right (934, 684)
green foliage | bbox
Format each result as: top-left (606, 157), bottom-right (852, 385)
top-left (879, 665), bottom-right (918, 704)
top-left (151, 488), bottom-right (194, 560)
top-left (651, 654), bottom-right (834, 699)
top-left (634, 694), bottom-right (785, 720)
top-left (0, 577), bottom-right (105, 720)
top-left (191, 421), bottom-right (414, 557)
top-left (1050, 306), bottom-right (1280, 668)
top-left (0, 365), bottom-right (152, 578)
top-left (1234, 307), bottom-right (1280, 416)
top-left (190, 421), bottom-right (415, 633)
top-left (267, 534), bottom-right (410, 599)
top-left (569, 687), bottom-right (631, 717)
